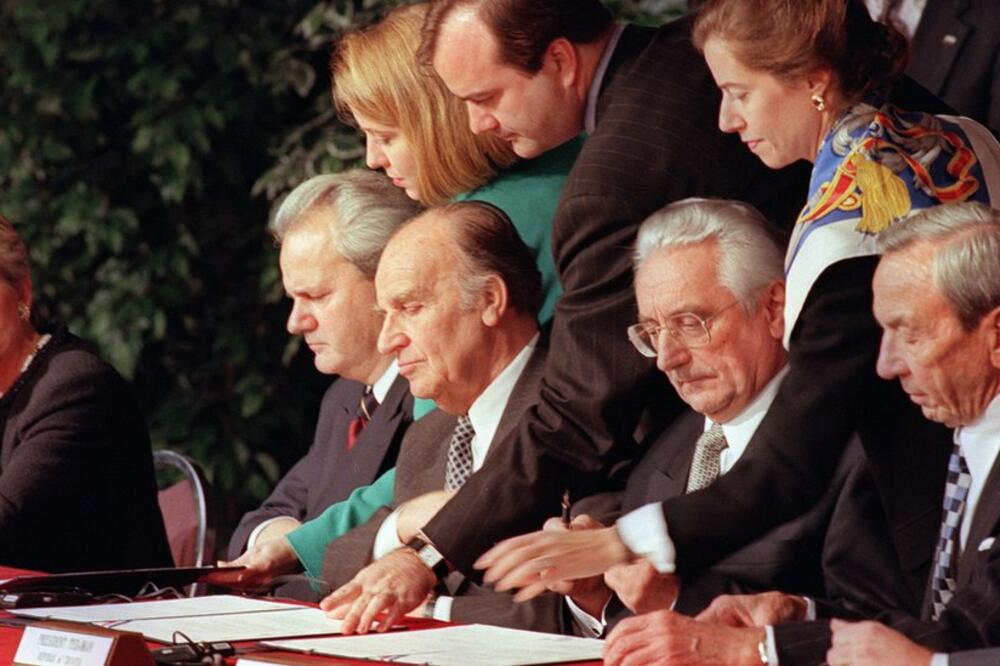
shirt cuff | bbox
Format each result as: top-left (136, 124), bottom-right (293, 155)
top-left (930, 655), bottom-right (948, 666)
top-left (372, 509), bottom-right (403, 560)
top-left (765, 625), bottom-right (780, 664)
top-left (615, 503), bottom-right (676, 573)
top-left (564, 596), bottom-right (608, 638)
top-left (432, 596), bottom-right (453, 622)
top-left (247, 516), bottom-right (294, 550)
top-left (803, 596), bottom-right (816, 621)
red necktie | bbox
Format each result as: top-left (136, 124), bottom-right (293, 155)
top-left (346, 387), bottom-right (379, 451)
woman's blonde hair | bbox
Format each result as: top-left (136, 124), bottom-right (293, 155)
top-left (331, 3), bottom-right (516, 206)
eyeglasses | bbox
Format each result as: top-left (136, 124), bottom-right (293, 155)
top-left (627, 300), bottom-right (741, 357)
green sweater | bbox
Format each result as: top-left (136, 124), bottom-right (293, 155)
top-left (285, 136), bottom-right (583, 579)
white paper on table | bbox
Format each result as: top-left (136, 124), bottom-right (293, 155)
top-left (265, 624), bottom-right (604, 666)
top-left (115, 607), bottom-right (344, 643)
top-left (11, 595), bottom-right (293, 623)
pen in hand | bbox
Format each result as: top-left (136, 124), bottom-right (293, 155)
top-left (561, 489), bottom-right (571, 527)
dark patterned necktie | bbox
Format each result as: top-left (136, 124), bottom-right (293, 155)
top-left (930, 443), bottom-right (972, 619)
top-left (444, 415), bottom-right (476, 490)
top-left (346, 387), bottom-right (379, 451)
top-left (686, 423), bottom-right (728, 493)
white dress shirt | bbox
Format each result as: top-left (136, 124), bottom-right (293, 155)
top-left (863, 0), bottom-right (928, 39)
top-left (371, 335), bottom-right (540, 620)
top-left (583, 23), bottom-right (626, 134)
top-left (569, 368), bottom-right (789, 635)
top-left (246, 361), bottom-right (400, 550)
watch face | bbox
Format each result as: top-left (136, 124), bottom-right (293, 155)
top-left (417, 544), bottom-right (444, 568)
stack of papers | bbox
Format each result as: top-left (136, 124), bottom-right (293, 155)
top-left (265, 624), bottom-right (604, 666)
top-left (12, 595), bottom-right (344, 643)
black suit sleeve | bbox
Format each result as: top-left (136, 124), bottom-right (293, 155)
top-left (227, 453), bottom-right (315, 559)
top-left (663, 256), bottom-right (947, 581)
top-left (420, 20), bottom-right (810, 574)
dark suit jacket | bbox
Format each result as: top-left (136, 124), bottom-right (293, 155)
top-left (423, 14), bottom-right (812, 575)
top-left (321, 344), bottom-right (566, 633)
top-left (228, 373), bottom-right (412, 558)
top-left (775, 451), bottom-right (1000, 663)
top-left (909, 0), bottom-right (1000, 137)
top-left (618, 412), bottom-right (907, 619)
top-left (0, 327), bottom-right (172, 573)
top-left (951, 648), bottom-right (1000, 666)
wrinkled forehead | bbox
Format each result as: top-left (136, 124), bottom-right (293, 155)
top-left (376, 227), bottom-right (459, 303)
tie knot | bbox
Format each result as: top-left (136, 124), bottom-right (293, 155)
top-left (701, 422), bottom-right (728, 454)
top-left (359, 387), bottom-right (379, 421)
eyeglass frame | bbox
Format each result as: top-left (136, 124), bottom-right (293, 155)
top-left (626, 300), bottom-right (743, 358)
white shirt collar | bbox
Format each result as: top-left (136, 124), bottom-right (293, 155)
top-left (955, 392), bottom-right (1000, 548)
top-left (703, 365), bottom-right (790, 473)
top-left (584, 22), bottom-right (626, 134)
top-left (467, 332), bottom-right (540, 470)
top-left (370, 359), bottom-right (399, 404)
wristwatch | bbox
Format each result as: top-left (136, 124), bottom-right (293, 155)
top-left (406, 535), bottom-right (451, 580)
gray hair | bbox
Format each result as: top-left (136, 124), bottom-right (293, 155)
top-left (269, 170), bottom-right (423, 278)
top-left (634, 198), bottom-right (784, 311)
top-left (0, 214), bottom-right (30, 290)
top-left (876, 202), bottom-right (1000, 331)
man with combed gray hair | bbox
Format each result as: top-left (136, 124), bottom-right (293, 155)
top-left (678, 202), bottom-right (1000, 666)
top-left (547, 199), bottom-right (892, 658)
top-left (222, 170), bottom-right (421, 599)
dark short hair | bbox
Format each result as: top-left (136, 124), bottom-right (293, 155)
top-left (420, 201), bottom-right (543, 317)
top-left (421, 0), bottom-right (613, 73)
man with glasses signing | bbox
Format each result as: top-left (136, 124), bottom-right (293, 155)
top-left (485, 199), bottom-right (901, 661)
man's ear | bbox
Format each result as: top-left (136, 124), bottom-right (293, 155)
top-left (763, 280), bottom-right (786, 341)
top-left (983, 305), bottom-right (1000, 371)
top-left (544, 37), bottom-right (580, 88)
top-left (480, 274), bottom-right (509, 327)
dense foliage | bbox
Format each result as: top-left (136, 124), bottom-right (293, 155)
top-left (0, 0), bottom-right (685, 552)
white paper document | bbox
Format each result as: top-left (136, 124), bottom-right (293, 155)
top-left (12, 595), bottom-right (345, 643)
top-left (265, 624), bottom-right (604, 666)
top-left (11, 595), bottom-right (291, 623)
top-left (116, 607), bottom-right (343, 643)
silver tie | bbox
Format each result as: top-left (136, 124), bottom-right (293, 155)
top-left (444, 415), bottom-right (476, 490)
top-left (686, 423), bottom-right (728, 493)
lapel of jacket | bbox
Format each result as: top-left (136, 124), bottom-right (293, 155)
top-left (353, 374), bottom-right (412, 458)
top-left (909, 0), bottom-right (972, 95)
top-left (958, 456), bottom-right (1000, 585)
top-left (479, 343), bottom-right (548, 469)
top-left (644, 412), bottom-right (702, 504)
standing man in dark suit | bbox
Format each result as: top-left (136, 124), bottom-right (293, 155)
top-left (603, 202), bottom-right (1000, 665)
top-left (321, 0), bottom-right (811, 631)
top-left (320, 202), bottom-right (571, 631)
top-left (223, 170), bottom-right (420, 596)
top-left (560, 199), bottom-right (901, 639)
top-left (868, 0), bottom-right (1000, 137)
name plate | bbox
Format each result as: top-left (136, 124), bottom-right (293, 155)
top-left (14, 622), bottom-right (154, 666)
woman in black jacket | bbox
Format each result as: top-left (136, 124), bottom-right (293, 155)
top-left (0, 214), bottom-right (171, 573)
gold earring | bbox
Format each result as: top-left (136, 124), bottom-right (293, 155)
top-left (811, 94), bottom-right (826, 112)
top-left (17, 303), bottom-right (29, 321)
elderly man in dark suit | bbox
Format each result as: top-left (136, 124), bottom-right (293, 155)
top-left (321, 0), bottom-right (813, 630)
top-left (222, 170), bottom-right (420, 597)
top-left (318, 201), bottom-right (574, 631)
top-left (602, 202), bottom-right (1000, 666)
top-left (559, 199), bottom-right (902, 640)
